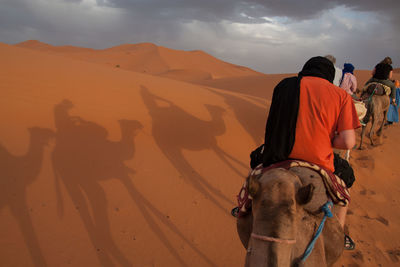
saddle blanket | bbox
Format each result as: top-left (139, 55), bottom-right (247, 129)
top-left (236, 160), bottom-right (350, 217)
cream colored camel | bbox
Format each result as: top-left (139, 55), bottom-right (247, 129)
top-left (237, 167), bottom-right (344, 267)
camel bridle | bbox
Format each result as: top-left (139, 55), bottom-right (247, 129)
top-left (250, 233), bottom-right (297, 244)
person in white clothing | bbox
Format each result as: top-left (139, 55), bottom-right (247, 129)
top-left (325, 54), bottom-right (342, 86)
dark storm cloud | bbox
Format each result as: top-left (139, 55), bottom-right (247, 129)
top-left (0, 0), bottom-right (399, 72)
top-left (97, 0), bottom-right (400, 22)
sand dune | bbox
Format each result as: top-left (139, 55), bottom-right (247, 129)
top-left (1, 41), bottom-right (400, 267)
top-left (158, 69), bottom-right (212, 83)
top-left (15, 40), bottom-right (262, 80)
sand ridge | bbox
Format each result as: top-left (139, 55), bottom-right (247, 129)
top-left (15, 40), bottom-right (263, 81)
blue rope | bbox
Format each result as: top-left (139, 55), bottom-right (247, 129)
top-left (301, 201), bottom-right (333, 262)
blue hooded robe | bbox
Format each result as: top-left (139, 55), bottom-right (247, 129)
top-left (387, 88), bottom-right (400, 123)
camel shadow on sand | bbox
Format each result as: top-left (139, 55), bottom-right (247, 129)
top-left (0, 127), bottom-right (54, 267)
top-left (140, 86), bottom-right (246, 214)
top-left (206, 87), bottom-right (267, 146)
top-left (52, 99), bottom-right (215, 267)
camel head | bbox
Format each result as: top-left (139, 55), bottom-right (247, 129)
top-left (244, 168), bottom-right (316, 267)
top-left (28, 127), bottom-right (55, 146)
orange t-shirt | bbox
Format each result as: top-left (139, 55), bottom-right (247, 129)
top-left (289, 76), bottom-right (360, 172)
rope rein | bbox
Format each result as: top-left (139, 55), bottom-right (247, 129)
top-left (367, 86), bottom-right (377, 102)
top-left (300, 200), bottom-right (333, 262)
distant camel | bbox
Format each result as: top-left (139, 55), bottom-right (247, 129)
top-left (0, 127), bottom-right (54, 267)
top-left (237, 167), bottom-right (343, 267)
top-left (52, 100), bottom-right (142, 267)
top-left (358, 86), bottom-right (390, 149)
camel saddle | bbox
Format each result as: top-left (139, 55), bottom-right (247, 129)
top-left (236, 160), bottom-right (350, 217)
top-left (361, 82), bottom-right (391, 100)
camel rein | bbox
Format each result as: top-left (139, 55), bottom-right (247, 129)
top-left (250, 200), bottom-right (333, 263)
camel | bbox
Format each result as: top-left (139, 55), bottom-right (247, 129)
top-left (237, 167), bottom-right (344, 267)
top-left (0, 127), bottom-right (54, 267)
top-left (358, 93), bottom-right (390, 150)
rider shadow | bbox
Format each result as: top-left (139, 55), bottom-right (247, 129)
top-left (140, 86), bottom-right (244, 213)
top-left (206, 88), bottom-right (267, 146)
top-left (0, 127), bottom-right (54, 267)
top-left (52, 99), bottom-right (215, 267)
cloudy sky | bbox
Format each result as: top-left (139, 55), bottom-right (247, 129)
top-left (1, 0), bottom-right (399, 73)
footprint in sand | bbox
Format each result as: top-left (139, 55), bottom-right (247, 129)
top-left (387, 249), bottom-right (400, 263)
top-left (360, 189), bottom-right (367, 195)
top-left (355, 155), bottom-right (375, 169)
top-left (376, 216), bottom-right (389, 226)
top-left (360, 189), bottom-right (387, 203)
top-left (362, 214), bottom-right (390, 226)
top-left (351, 250), bottom-right (365, 263)
top-left (359, 189), bottom-right (377, 197)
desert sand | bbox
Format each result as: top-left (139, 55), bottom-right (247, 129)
top-left (1, 41), bottom-right (400, 267)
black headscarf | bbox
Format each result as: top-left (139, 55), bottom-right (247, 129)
top-left (262, 56), bottom-right (335, 167)
top-left (299, 56), bottom-right (335, 83)
top-left (373, 63), bottom-right (393, 80)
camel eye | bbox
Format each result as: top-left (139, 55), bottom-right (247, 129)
top-left (296, 183), bottom-right (315, 205)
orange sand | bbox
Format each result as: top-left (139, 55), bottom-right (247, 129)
top-left (1, 41), bottom-right (400, 267)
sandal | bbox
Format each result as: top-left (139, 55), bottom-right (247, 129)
top-left (344, 234), bottom-right (355, 250)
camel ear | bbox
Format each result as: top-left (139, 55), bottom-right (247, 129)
top-left (248, 175), bottom-right (260, 198)
top-left (296, 183), bottom-right (315, 205)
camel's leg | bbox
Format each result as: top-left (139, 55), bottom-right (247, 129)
top-left (358, 125), bottom-right (367, 150)
top-left (369, 114), bottom-right (377, 146)
top-left (376, 110), bottom-right (388, 144)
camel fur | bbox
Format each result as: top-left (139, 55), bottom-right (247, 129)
top-left (358, 94), bottom-right (390, 149)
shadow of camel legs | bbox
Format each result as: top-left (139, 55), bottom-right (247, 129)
top-left (0, 127), bottom-right (53, 267)
top-left (120, 173), bottom-right (217, 267)
top-left (140, 86), bottom-right (241, 213)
